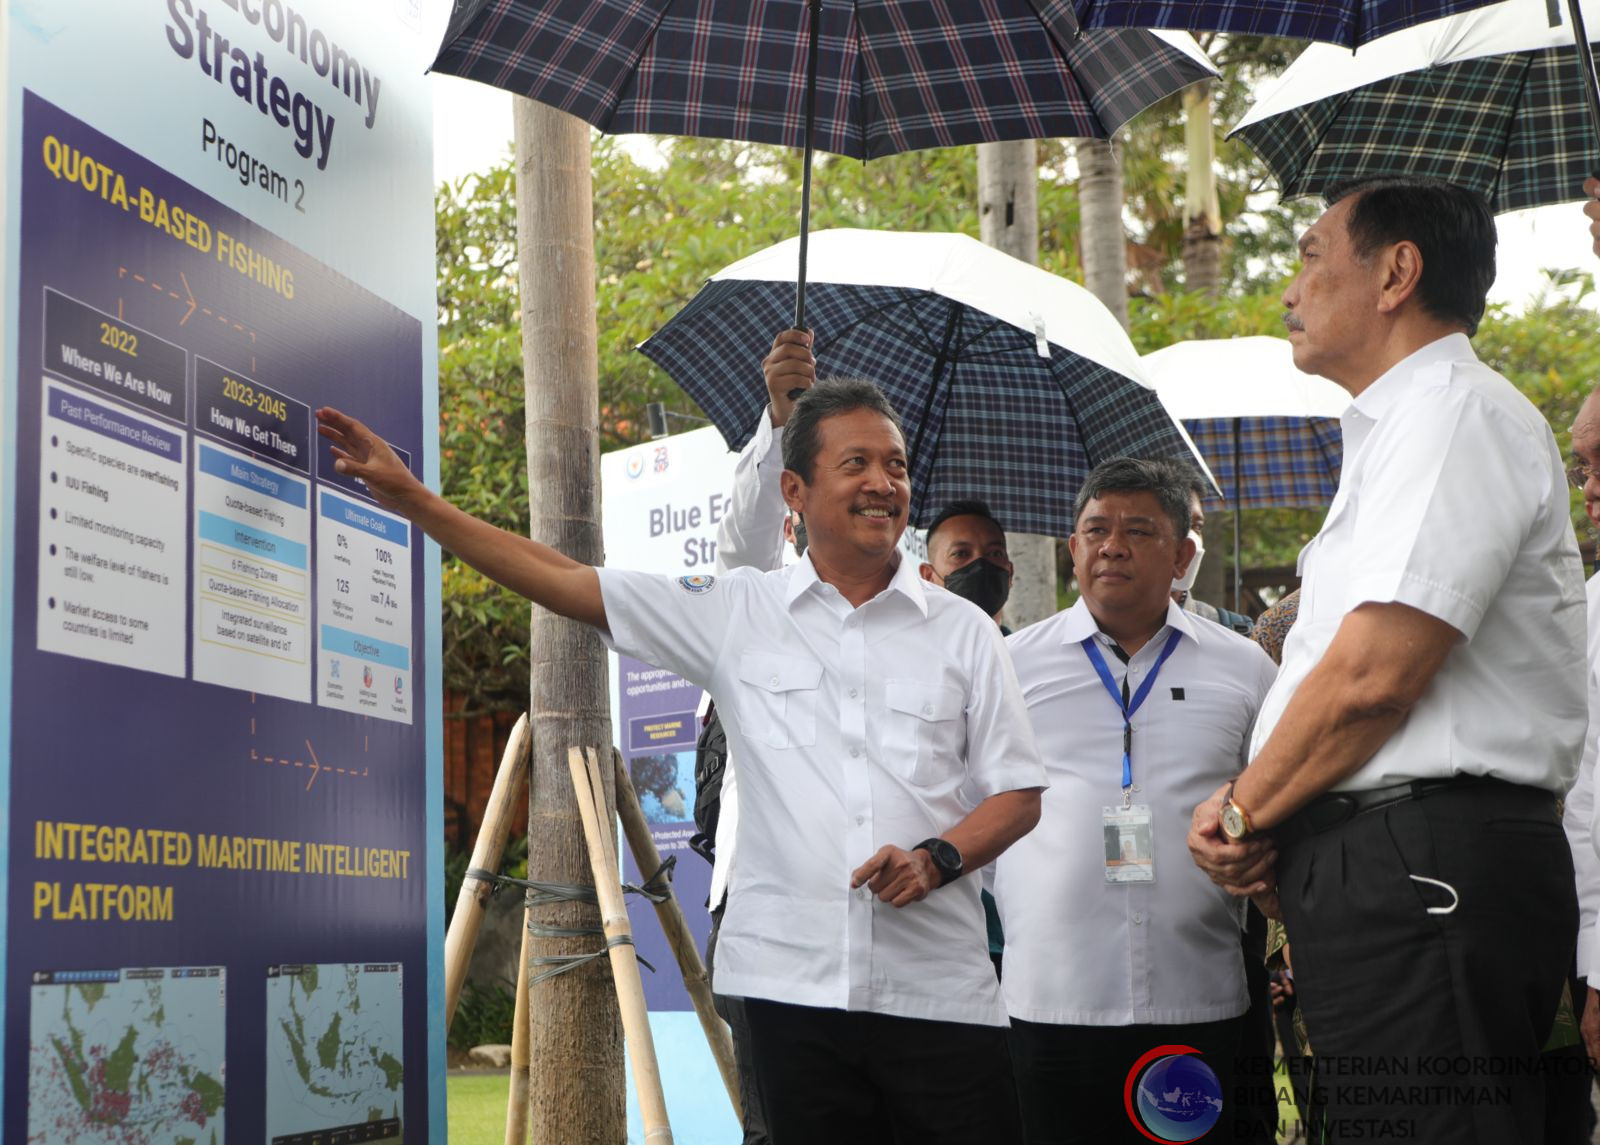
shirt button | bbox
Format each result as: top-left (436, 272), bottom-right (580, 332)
top-left (855, 814), bottom-right (865, 825)
top-left (769, 675), bottom-right (780, 686)
top-left (921, 703), bottom-right (933, 716)
top-left (848, 687), bottom-right (858, 699)
top-left (850, 747), bottom-right (860, 758)
top-left (1132, 911), bottom-right (1144, 925)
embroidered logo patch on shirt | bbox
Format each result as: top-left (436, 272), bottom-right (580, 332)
top-left (678, 574), bottom-right (716, 594)
top-left (1171, 687), bottom-right (1185, 701)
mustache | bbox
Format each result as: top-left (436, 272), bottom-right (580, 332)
top-left (1283, 312), bottom-right (1305, 333)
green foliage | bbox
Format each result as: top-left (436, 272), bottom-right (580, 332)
top-left (1476, 271), bottom-right (1600, 532)
top-left (448, 979), bottom-right (516, 1052)
top-left (1118, 35), bottom-right (1320, 293)
top-left (436, 164), bottom-right (531, 705)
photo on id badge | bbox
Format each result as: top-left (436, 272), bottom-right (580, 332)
top-left (1104, 804), bottom-right (1154, 883)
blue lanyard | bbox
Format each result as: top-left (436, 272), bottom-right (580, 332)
top-left (1080, 629), bottom-right (1183, 792)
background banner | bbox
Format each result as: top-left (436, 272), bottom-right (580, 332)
top-left (1, 1), bottom-right (441, 1141)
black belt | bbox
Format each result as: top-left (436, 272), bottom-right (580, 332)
top-left (1272, 774), bottom-right (1531, 849)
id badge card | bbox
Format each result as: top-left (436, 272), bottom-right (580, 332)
top-left (1103, 804), bottom-right (1155, 883)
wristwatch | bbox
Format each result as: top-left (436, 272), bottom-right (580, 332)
top-left (912, 838), bottom-right (964, 886)
top-left (1219, 778), bottom-right (1254, 841)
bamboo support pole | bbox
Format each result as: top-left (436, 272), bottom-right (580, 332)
top-left (444, 713), bottom-right (533, 1028)
top-left (611, 749), bottom-right (741, 1117)
top-left (568, 746), bottom-right (674, 1142)
top-left (503, 903), bottom-right (532, 1145)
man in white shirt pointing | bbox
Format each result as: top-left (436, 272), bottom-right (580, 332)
top-left (317, 376), bottom-right (1046, 1144)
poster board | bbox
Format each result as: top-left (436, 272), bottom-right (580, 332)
top-left (1, 1), bottom-right (442, 1140)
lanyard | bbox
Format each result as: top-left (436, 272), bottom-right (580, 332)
top-left (1081, 629), bottom-right (1183, 799)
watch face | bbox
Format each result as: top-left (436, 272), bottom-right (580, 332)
top-left (918, 839), bottom-right (962, 882)
top-left (1221, 803), bottom-right (1247, 839)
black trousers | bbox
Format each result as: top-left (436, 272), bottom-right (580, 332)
top-left (1009, 1016), bottom-right (1239, 1144)
top-left (742, 998), bottom-right (1022, 1145)
top-left (707, 906), bottom-right (770, 1145)
top-left (1277, 779), bottom-right (1576, 1145)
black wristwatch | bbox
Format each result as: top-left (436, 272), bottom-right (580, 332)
top-left (913, 838), bottom-right (964, 886)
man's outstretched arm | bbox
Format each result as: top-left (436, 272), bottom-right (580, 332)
top-left (317, 407), bottom-right (607, 630)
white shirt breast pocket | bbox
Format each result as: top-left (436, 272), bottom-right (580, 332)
top-left (884, 679), bottom-right (964, 785)
top-left (735, 651), bottom-right (822, 750)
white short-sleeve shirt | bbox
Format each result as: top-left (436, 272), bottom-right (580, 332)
top-left (1250, 334), bottom-right (1586, 792)
top-left (1572, 572), bottom-right (1600, 979)
top-left (599, 553), bottom-right (1047, 1026)
top-left (706, 415), bottom-right (789, 910)
top-left (997, 600), bottom-right (1277, 1025)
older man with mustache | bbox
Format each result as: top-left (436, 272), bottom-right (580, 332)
top-left (1188, 178), bottom-right (1585, 1145)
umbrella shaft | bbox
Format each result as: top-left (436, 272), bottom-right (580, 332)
top-left (1568, 0), bottom-right (1600, 162)
top-left (794, 0), bottom-right (822, 331)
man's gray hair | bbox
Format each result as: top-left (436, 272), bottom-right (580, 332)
top-left (1073, 457), bottom-right (1200, 541)
top-left (781, 378), bottom-right (905, 483)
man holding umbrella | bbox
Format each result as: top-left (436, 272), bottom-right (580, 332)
top-left (1188, 178), bottom-right (1586, 1144)
top-left (317, 376), bottom-right (1047, 1143)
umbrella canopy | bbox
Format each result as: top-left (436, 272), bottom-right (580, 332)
top-left (639, 229), bottom-right (1211, 539)
top-left (1073, 0), bottom-right (1513, 50)
top-left (1142, 336), bottom-right (1348, 511)
top-left (431, 1), bottom-right (1216, 160)
top-left (1232, 0), bottom-right (1600, 213)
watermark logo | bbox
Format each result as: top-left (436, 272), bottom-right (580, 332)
top-left (1124, 1044), bottom-right (1223, 1142)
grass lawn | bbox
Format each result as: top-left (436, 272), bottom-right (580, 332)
top-left (445, 1060), bottom-right (1306, 1142)
top-left (448, 1072), bottom-right (514, 1144)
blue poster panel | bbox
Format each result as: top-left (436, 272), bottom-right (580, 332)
top-left (1, 1), bottom-right (441, 1137)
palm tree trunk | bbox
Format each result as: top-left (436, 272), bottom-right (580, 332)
top-left (1181, 80), bottom-right (1223, 298)
top-left (1075, 138), bottom-right (1129, 329)
top-left (512, 97), bottom-right (624, 1142)
top-left (978, 141), bottom-right (1056, 631)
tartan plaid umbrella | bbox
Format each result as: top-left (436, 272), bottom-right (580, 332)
top-left (1232, 0), bottom-right (1600, 213)
top-left (431, 0), bottom-right (1215, 326)
top-left (432, 1), bottom-right (1215, 160)
top-left (1074, 0), bottom-right (1513, 50)
top-left (639, 229), bottom-right (1212, 539)
top-left (1143, 337), bottom-right (1347, 512)
top-left (1142, 336), bottom-right (1349, 608)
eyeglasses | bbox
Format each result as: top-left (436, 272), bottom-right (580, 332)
top-left (1568, 462), bottom-right (1600, 490)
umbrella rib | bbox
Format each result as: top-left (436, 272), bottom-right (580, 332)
top-left (811, 290), bottom-right (944, 360)
top-left (1482, 55), bottom-right (1537, 213)
top-left (907, 303), bottom-right (965, 519)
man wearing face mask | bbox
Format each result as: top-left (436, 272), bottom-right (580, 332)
top-left (920, 500), bottom-right (1015, 631)
top-left (1172, 485), bottom-right (1252, 636)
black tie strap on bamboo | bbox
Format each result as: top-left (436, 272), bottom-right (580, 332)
top-left (460, 868), bottom-right (660, 984)
top-left (465, 859), bottom-right (676, 905)
top-left (529, 933), bottom-right (656, 986)
top-left (623, 856), bottom-right (676, 904)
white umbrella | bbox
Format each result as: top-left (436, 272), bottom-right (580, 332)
top-left (1143, 336), bottom-right (1349, 609)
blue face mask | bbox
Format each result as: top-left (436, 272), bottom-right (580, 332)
top-left (941, 557), bottom-right (1010, 617)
